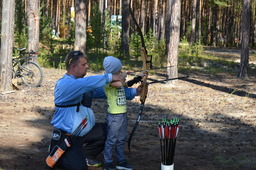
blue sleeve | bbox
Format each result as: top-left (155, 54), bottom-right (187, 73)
top-left (54, 74), bottom-right (111, 104)
top-left (92, 87), bottom-right (107, 99)
top-left (92, 87), bottom-right (137, 100)
top-left (124, 87), bottom-right (137, 100)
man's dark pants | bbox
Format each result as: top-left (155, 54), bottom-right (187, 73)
top-left (50, 123), bottom-right (106, 170)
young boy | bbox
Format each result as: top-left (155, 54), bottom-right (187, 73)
top-left (103, 56), bottom-right (142, 170)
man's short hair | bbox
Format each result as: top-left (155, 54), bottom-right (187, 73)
top-left (65, 51), bottom-right (87, 70)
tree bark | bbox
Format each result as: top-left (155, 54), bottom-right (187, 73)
top-left (166, 0), bottom-right (181, 81)
top-left (74, 0), bottom-right (87, 53)
top-left (161, 0), bottom-right (166, 40)
top-left (191, 0), bottom-right (198, 43)
top-left (238, 0), bottom-right (251, 79)
top-left (153, 0), bottom-right (159, 38)
top-left (26, 0), bottom-right (40, 54)
top-left (120, 0), bottom-right (130, 57)
top-left (0, 0), bottom-right (15, 92)
top-left (141, 0), bottom-right (146, 33)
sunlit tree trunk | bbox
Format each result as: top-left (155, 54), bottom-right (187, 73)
top-left (166, 0), bottom-right (181, 82)
top-left (0, 0), bottom-right (15, 92)
top-left (74, 0), bottom-right (87, 53)
top-left (141, 0), bottom-right (146, 33)
top-left (88, 0), bottom-right (91, 23)
top-left (238, 0), bottom-right (252, 79)
top-left (153, 0), bottom-right (159, 37)
top-left (26, 0), bottom-right (40, 54)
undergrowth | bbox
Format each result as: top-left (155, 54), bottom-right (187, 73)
top-left (35, 35), bottom-right (255, 77)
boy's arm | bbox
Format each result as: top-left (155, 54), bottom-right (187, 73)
top-left (110, 80), bottom-right (124, 88)
top-left (92, 87), bottom-right (137, 100)
top-left (110, 71), bottom-right (127, 88)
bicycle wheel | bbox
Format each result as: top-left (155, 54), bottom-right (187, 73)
top-left (20, 61), bottom-right (43, 87)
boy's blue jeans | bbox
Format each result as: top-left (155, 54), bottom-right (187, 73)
top-left (104, 112), bottom-right (128, 164)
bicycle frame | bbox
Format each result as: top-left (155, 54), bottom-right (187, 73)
top-left (12, 48), bottom-right (37, 72)
top-left (12, 48), bottom-right (43, 87)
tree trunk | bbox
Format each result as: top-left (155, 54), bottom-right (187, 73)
top-left (198, 0), bottom-right (202, 44)
top-left (74, 0), bottom-right (87, 53)
top-left (0, 0), bottom-right (15, 92)
top-left (238, 0), bottom-right (251, 79)
top-left (120, 0), bottom-right (130, 57)
top-left (26, 0), bottom-right (40, 54)
top-left (141, 0), bottom-right (146, 33)
top-left (166, 0), bottom-right (181, 81)
top-left (153, 0), bottom-right (159, 38)
top-left (191, 0), bottom-right (198, 43)
top-left (88, 0), bottom-right (91, 23)
top-left (211, 5), bottom-right (218, 46)
top-left (160, 0), bottom-right (166, 41)
top-left (165, 0), bottom-right (171, 51)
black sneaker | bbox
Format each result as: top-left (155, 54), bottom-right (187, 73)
top-left (86, 158), bottom-right (102, 167)
top-left (104, 163), bottom-right (116, 170)
top-left (116, 161), bottom-right (133, 170)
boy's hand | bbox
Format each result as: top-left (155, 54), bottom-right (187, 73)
top-left (112, 72), bottom-right (126, 82)
top-left (120, 71), bottom-right (127, 81)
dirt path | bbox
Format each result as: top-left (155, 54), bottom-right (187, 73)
top-left (0, 58), bottom-right (256, 170)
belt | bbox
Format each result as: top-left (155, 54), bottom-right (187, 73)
top-left (55, 102), bottom-right (80, 112)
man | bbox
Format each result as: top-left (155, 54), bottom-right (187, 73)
top-left (48, 51), bottom-right (141, 170)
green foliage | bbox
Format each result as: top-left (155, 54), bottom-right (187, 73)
top-left (14, 0), bottom-right (27, 48)
top-left (144, 29), bottom-right (166, 67)
top-left (38, 39), bottom-right (72, 68)
top-left (129, 33), bottom-right (141, 57)
top-left (179, 37), bottom-right (204, 57)
top-left (87, 53), bottom-right (108, 71)
top-left (107, 26), bottom-right (122, 56)
top-left (151, 39), bottom-right (166, 67)
top-left (214, 0), bottom-right (229, 7)
top-left (129, 29), bottom-right (166, 68)
top-left (39, 2), bottom-right (54, 52)
top-left (87, 4), bottom-right (105, 53)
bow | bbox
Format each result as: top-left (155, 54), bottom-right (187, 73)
top-left (127, 48), bottom-right (148, 152)
top-left (128, 0), bottom-right (149, 151)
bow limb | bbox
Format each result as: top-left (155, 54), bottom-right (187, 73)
top-left (128, 49), bottom-right (149, 152)
top-left (139, 47), bottom-right (148, 104)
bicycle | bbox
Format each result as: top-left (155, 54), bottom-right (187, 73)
top-left (12, 48), bottom-right (43, 87)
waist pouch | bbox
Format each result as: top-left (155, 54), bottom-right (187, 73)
top-left (48, 129), bottom-right (70, 153)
